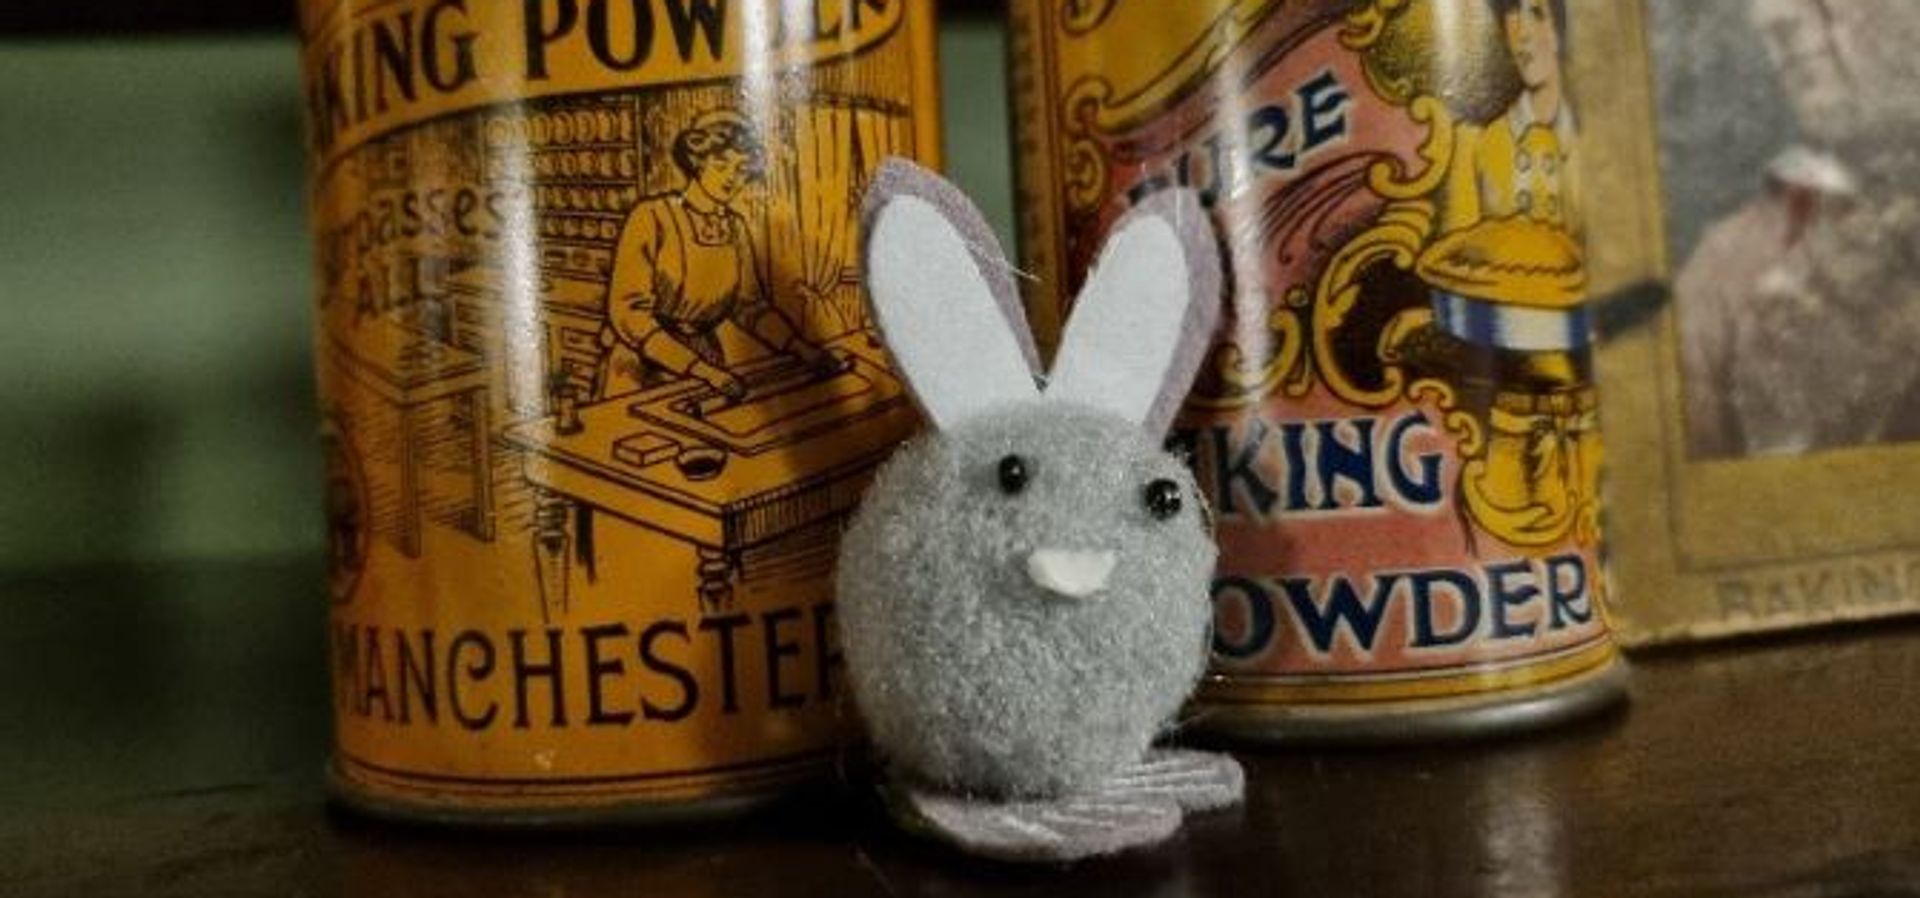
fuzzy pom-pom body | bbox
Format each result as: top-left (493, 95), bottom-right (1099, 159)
top-left (837, 403), bottom-right (1216, 800)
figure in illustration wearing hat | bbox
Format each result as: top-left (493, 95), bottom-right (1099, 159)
top-left (596, 109), bottom-right (839, 402)
top-left (1413, 0), bottom-right (1596, 546)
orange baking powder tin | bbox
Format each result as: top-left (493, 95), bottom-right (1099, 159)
top-left (1010, 0), bottom-right (1626, 741)
top-left (300, 0), bottom-right (940, 821)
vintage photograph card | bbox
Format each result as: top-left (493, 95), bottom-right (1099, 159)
top-left (1594, 0), bottom-right (1920, 644)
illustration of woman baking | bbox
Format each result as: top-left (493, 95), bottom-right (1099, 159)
top-left (1439, 0), bottom-right (1580, 239)
top-left (596, 109), bottom-right (837, 402)
top-left (1407, 0), bottom-right (1597, 547)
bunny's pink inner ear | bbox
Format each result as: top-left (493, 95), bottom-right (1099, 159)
top-left (861, 159), bottom-right (1043, 429)
top-left (1045, 188), bottom-right (1224, 435)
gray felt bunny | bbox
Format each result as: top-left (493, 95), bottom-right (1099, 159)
top-left (836, 159), bottom-right (1244, 862)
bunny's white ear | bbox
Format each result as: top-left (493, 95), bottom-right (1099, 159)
top-left (862, 159), bottom-right (1042, 430)
top-left (1045, 189), bottom-right (1223, 435)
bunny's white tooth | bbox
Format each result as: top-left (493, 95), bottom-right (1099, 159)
top-left (1025, 548), bottom-right (1117, 600)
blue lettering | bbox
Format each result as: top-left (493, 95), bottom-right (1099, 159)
top-left (1314, 419), bottom-right (1382, 510)
top-left (1246, 104), bottom-right (1296, 171)
top-left (1133, 69), bottom-right (1352, 205)
top-left (1545, 554), bottom-right (1591, 628)
top-left (1178, 133), bottom-right (1229, 206)
top-left (1212, 419), bottom-right (1279, 518)
top-left (1386, 411), bottom-right (1445, 508)
top-left (1410, 569), bottom-right (1481, 647)
top-left (1282, 574), bottom-right (1397, 654)
top-left (1211, 576), bottom-right (1276, 661)
top-left (1281, 421), bottom-right (1312, 511)
top-left (1298, 68), bottom-right (1350, 149)
top-left (1195, 412), bottom-right (1454, 517)
top-left (1488, 561), bottom-right (1540, 639)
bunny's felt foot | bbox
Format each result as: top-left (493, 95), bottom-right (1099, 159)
top-left (888, 750), bottom-right (1244, 863)
top-left (1103, 749), bottom-right (1245, 813)
top-left (897, 787), bottom-right (1183, 863)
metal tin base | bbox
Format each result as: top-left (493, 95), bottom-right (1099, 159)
top-left (326, 762), bottom-right (832, 829)
top-left (1186, 657), bottom-right (1631, 746)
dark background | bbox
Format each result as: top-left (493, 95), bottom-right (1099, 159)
top-left (0, 1), bottom-right (292, 34)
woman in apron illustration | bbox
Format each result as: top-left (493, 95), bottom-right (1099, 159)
top-left (596, 109), bottom-right (837, 401)
top-left (576, 109), bottom-right (838, 582)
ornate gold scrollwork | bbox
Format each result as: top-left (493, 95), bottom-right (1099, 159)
top-left (1371, 96), bottom-right (1455, 200)
top-left (1088, 0), bottom-right (1594, 553)
top-left (1056, 0), bottom-right (1287, 214)
top-left (1318, 0), bottom-right (1597, 551)
top-left (1188, 285), bottom-right (1313, 410)
top-left (1341, 0), bottom-right (1418, 104)
top-left (1339, 0), bottom-right (1412, 50)
top-left (1186, 31), bottom-right (1461, 415)
top-left (1060, 77), bottom-right (1115, 215)
top-left (1060, 0), bottom-right (1120, 35)
top-left (1406, 377), bottom-right (1484, 456)
top-left (1456, 393), bottom-right (1602, 548)
top-left (1307, 198), bottom-right (1425, 409)
top-left (1299, 89), bottom-right (1455, 409)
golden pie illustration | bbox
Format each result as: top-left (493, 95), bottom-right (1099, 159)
top-left (1416, 216), bottom-right (1587, 309)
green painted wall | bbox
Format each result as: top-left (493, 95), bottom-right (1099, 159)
top-left (0, 26), bottom-right (1012, 570)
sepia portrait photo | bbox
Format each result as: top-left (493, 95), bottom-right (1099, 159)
top-left (1653, 0), bottom-right (1920, 460)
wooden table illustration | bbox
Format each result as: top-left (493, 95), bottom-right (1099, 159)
top-left (327, 318), bottom-right (495, 558)
top-left (504, 332), bottom-right (915, 617)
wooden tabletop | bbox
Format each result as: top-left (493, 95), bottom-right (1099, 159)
top-left (3, 559), bottom-right (1918, 898)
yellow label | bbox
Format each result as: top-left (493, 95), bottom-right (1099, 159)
top-left (304, 0), bottom-right (939, 814)
top-left (302, 0), bottom-right (912, 168)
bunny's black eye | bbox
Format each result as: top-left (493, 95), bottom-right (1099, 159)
top-left (997, 454), bottom-right (1031, 495)
top-left (1143, 478), bottom-right (1183, 520)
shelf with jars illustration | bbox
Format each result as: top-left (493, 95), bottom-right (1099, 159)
top-left (481, 102), bottom-right (643, 265)
top-left (481, 104), bottom-right (639, 164)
